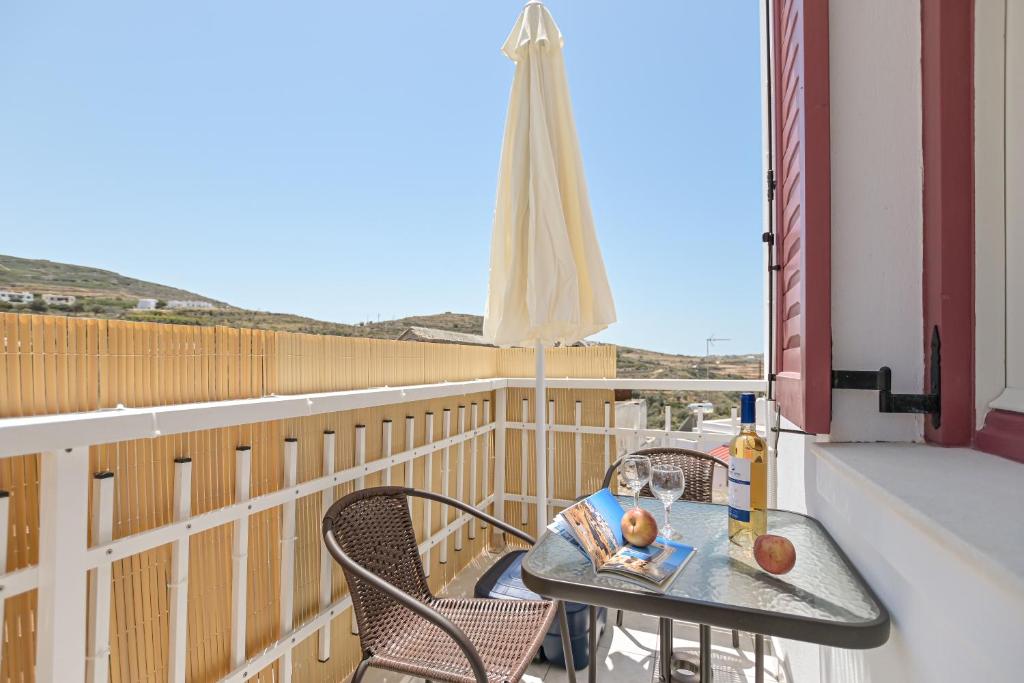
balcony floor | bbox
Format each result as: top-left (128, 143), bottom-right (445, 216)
top-left (360, 550), bottom-right (782, 683)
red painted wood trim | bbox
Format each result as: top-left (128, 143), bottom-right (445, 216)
top-left (799, 0), bottom-right (832, 436)
top-left (976, 411), bottom-right (1024, 464)
top-left (921, 0), bottom-right (975, 445)
top-left (772, 0), bottom-right (832, 434)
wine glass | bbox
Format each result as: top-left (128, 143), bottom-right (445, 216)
top-left (620, 455), bottom-right (652, 509)
top-left (650, 464), bottom-right (685, 540)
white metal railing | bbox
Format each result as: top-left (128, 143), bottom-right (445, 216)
top-left (504, 377), bottom-right (764, 391)
top-left (0, 378), bottom-right (508, 459)
top-left (503, 378), bottom-right (772, 518)
top-left (0, 375), bottom-right (766, 681)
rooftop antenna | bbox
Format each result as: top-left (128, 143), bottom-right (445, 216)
top-left (705, 334), bottom-right (731, 379)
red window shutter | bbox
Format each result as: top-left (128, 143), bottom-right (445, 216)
top-left (772, 0), bottom-right (831, 433)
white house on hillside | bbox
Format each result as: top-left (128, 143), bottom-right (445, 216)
top-left (0, 291), bottom-right (34, 304)
top-left (166, 300), bottom-right (214, 310)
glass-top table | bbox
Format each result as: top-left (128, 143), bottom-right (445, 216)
top-left (521, 496), bottom-right (889, 681)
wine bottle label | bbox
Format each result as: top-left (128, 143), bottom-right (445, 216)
top-left (728, 458), bottom-right (751, 523)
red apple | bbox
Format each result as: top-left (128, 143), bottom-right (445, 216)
top-left (754, 534), bottom-right (796, 575)
top-left (621, 508), bottom-right (658, 547)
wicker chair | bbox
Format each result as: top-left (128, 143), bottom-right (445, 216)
top-left (602, 446), bottom-right (725, 504)
top-left (323, 486), bottom-right (578, 683)
top-left (604, 447), bottom-right (740, 649)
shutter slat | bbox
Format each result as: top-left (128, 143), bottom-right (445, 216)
top-left (783, 262), bottom-right (801, 294)
top-left (782, 313), bottom-right (802, 348)
top-left (782, 0), bottom-right (798, 39)
top-left (782, 110), bottom-right (799, 146)
top-left (773, 0), bottom-right (831, 433)
top-left (782, 199), bottom-right (801, 235)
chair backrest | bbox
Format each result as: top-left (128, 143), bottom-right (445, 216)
top-left (322, 486), bottom-right (432, 653)
top-left (603, 447), bottom-right (726, 503)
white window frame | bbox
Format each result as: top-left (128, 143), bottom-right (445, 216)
top-left (976, 0), bottom-right (1024, 426)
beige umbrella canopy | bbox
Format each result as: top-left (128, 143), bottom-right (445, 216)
top-left (484, 0), bottom-right (616, 524)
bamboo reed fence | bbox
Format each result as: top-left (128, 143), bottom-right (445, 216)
top-left (0, 313), bottom-right (615, 683)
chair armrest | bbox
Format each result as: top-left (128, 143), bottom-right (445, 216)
top-left (322, 523), bottom-right (489, 683)
top-left (407, 488), bottom-right (537, 546)
top-left (602, 456), bottom-right (624, 490)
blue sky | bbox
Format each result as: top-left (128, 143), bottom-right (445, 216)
top-left (0, 1), bottom-right (764, 356)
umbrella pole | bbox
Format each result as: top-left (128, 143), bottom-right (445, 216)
top-left (535, 340), bottom-right (548, 528)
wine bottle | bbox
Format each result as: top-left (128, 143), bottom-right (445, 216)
top-left (728, 393), bottom-right (767, 548)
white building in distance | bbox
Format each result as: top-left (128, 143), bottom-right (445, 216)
top-left (136, 298), bottom-right (158, 310)
top-left (166, 300), bottom-right (214, 310)
top-left (42, 294), bottom-right (76, 306)
top-left (0, 291), bottom-right (34, 304)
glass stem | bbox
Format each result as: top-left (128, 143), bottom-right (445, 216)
top-left (664, 502), bottom-right (672, 528)
top-left (634, 490), bottom-right (640, 509)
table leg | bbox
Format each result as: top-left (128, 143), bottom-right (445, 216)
top-left (754, 634), bottom-right (764, 683)
top-left (659, 618), bottom-right (673, 683)
top-left (699, 624), bottom-right (712, 682)
top-left (667, 623), bottom-right (708, 683)
top-left (589, 605), bottom-right (598, 683)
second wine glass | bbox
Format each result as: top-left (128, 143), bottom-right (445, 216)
top-left (650, 464), bottom-right (685, 540)
top-left (620, 455), bottom-right (652, 509)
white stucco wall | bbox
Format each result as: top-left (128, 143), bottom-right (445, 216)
top-left (774, 426), bottom-right (913, 683)
top-left (826, 0), bottom-right (924, 443)
top-left (774, 427), bottom-right (1024, 683)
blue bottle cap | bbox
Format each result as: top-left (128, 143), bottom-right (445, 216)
top-left (740, 393), bottom-right (756, 424)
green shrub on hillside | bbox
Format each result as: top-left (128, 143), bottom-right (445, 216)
top-left (83, 297), bottom-right (135, 309)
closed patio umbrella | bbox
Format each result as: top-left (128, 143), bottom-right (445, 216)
top-left (484, 0), bottom-right (616, 526)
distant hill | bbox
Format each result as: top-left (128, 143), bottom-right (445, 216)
top-left (0, 254), bottom-right (760, 422)
top-left (0, 254), bottom-right (223, 304)
top-left (0, 254), bottom-right (484, 338)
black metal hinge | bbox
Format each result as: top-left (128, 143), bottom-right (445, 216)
top-left (766, 169), bottom-right (776, 201)
top-left (831, 327), bottom-right (941, 428)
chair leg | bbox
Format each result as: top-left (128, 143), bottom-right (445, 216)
top-left (351, 658), bottom-right (371, 683)
top-left (557, 601), bottom-right (578, 683)
top-left (616, 609), bottom-right (623, 627)
top-left (732, 629), bottom-right (740, 649)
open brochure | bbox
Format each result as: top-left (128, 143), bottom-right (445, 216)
top-left (548, 489), bottom-right (695, 590)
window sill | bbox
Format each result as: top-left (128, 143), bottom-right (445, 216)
top-left (808, 441), bottom-right (1024, 594)
top-left (775, 439), bottom-right (1023, 680)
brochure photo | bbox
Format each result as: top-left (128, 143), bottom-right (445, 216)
top-left (549, 489), bottom-right (695, 589)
